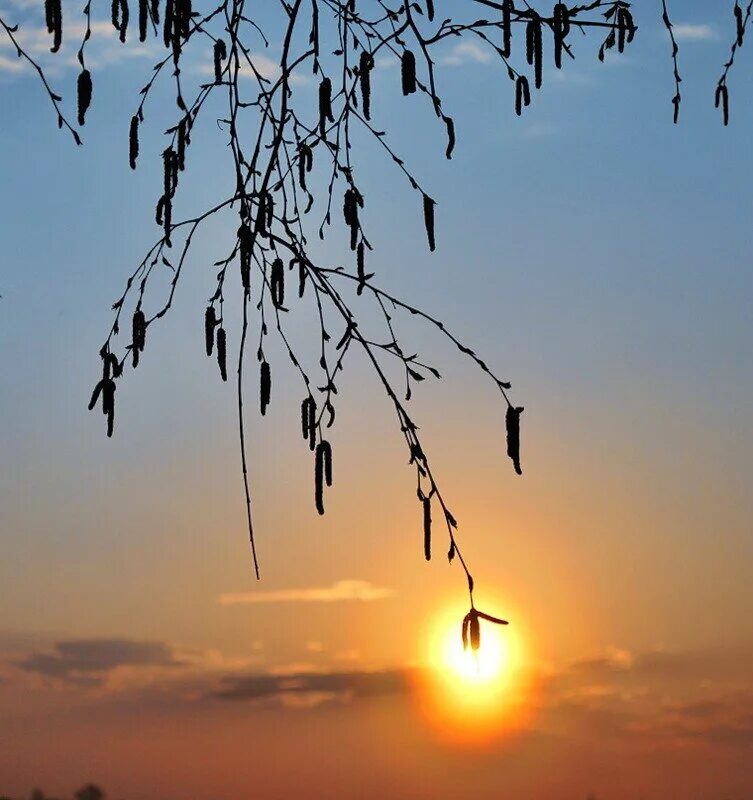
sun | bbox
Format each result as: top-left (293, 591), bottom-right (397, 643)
top-left (440, 620), bottom-right (511, 686)
top-left (416, 602), bottom-right (532, 742)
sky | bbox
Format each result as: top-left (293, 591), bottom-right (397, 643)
top-left (1, 1), bottom-right (753, 798)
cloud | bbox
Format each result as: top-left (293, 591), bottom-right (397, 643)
top-left (443, 41), bottom-right (492, 66)
top-left (17, 638), bottom-right (183, 683)
top-left (218, 579), bottom-right (395, 606)
top-left (211, 666), bottom-right (416, 705)
top-left (672, 24), bottom-right (717, 42)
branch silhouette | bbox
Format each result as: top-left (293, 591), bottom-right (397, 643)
top-left (0, 0), bottom-right (745, 645)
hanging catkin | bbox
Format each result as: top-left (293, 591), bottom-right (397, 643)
top-left (502, 0), bottom-right (513, 57)
top-left (505, 405), bottom-right (523, 475)
top-left (315, 440), bottom-right (333, 515)
top-left (359, 51), bottom-right (373, 120)
top-left (423, 195), bottom-right (436, 252)
top-left (214, 39), bottom-right (227, 83)
top-left (271, 257), bottom-right (285, 308)
top-left (131, 309), bottom-right (146, 367)
top-left (735, 2), bottom-right (745, 46)
top-left (301, 396), bottom-right (317, 450)
top-left (138, 0), bottom-right (148, 41)
top-left (356, 241), bottom-right (366, 295)
top-left (526, 19), bottom-right (542, 89)
top-left (260, 360), bottom-right (271, 416)
top-left (45, 0), bottom-right (62, 53)
top-left (515, 75), bottom-right (530, 115)
top-left (238, 223), bottom-right (253, 292)
top-left (77, 69), bottom-right (92, 126)
top-left (204, 306), bottom-right (216, 356)
top-left (553, 2), bottom-right (570, 69)
top-left (319, 78), bottom-right (333, 137)
top-left (716, 83), bottom-right (729, 126)
top-left (216, 327), bottom-right (227, 381)
top-left (423, 497), bottom-right (432, 561)
top-left (129, 114), bottom-right (139, 169)
top-left (401, 50), bottom-right (417, 95)
top-left (469, 611), bottom-right (481, 651)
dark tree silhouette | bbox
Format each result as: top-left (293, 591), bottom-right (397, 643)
top-left (1, 0), bottom-right (749, 645)
top-left (73, 785), bottom-right (104, 800)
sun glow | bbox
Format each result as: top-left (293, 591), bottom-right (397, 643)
top-left (417, 602), bottom-right (534, 743)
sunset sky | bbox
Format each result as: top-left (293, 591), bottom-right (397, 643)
top-left (1, 1), bottom-right (753, 798)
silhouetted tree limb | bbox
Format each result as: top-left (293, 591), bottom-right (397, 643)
top-left (1, 0), bottom-right (748, 643)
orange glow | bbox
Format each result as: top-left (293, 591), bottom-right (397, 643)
top-left (416, 600), bottom-right (535, 745)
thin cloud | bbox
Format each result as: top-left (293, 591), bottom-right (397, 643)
top-left (218, 579), bottom-right (395, 606)
top-left (211, 666), bottom-right (416, 704)
top-left (443, 40), bottom-right (492, 66)
top-left (672, 24), bottom-right (717, 41)
top-left (17, 638), bottom-right (184, 684)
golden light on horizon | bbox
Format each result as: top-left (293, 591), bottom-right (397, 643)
top-left (416, 601), bottom-right (535, 745)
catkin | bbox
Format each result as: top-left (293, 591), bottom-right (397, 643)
top-left (505, 405), bottom-right (523, 475)
top-left (151, 0), bottom-right (160, 24)
top-left (260, 360), bottom-right (271, 416)
top-left (129, 114), bottom-right (139, 169)
top-left (319, 78), bottom-right (333, 137)
top-left (502, 0), bottom-right (513, 57)
top-left (515, 75), bottom-right (530, 115)
top-left (401, 50), bottom-right (417, 95)
top-left (298, 259), bottom-right (307, 298)
top-left (77, 69), bottom-right (92, 126)
top-left (315, 440), bottom-right (333, 515)
top-left (271, 257), bottom-right (285, 308)
top-left (423, 497), bottom-right (432, 561)
top-left (238, 223), bottom-right (253, 291)
top-left (359, 51), bottom-right (373, 120)
top-left (204, 306), bottom-right (216, 356)
top-left (716, 83), bottom-right (729, 126)
top-left (423, 195), bottom-right (436, 252)
top-left (469, 612), bottom-right (480, 651)
top-left (214, 39), bottom-right (227, 84)
top-left (163, 0), bottom-right (173, 48)
top-left (298, 143), bottom-right (313, 190)
top-left (356, 241), bottom-right (366, 295)
top-left (526, 19), bottom-right (542, 89)
top-left (216, 327), bottom-right (227, 381)
top-left (553, 2), bottom-right (570, 69)
top-left (426, 0), bottom-right (434, 22)
top-left (102, 378), bottom-right (116, 437)
top-left (343, 188), bottom-right (362, 251)
top-left (735, 3), bottom-right (745, 46)
top-left (45, 0), bottom-right (62, 52)
top-left (138, 0), bottom-right (148, 41)
top-left (301, 396), bottom-right (317, 450)
top-left (443, 115), bottom-right (455, 160)
top-left (131, 309), bottom-right (146, 367)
